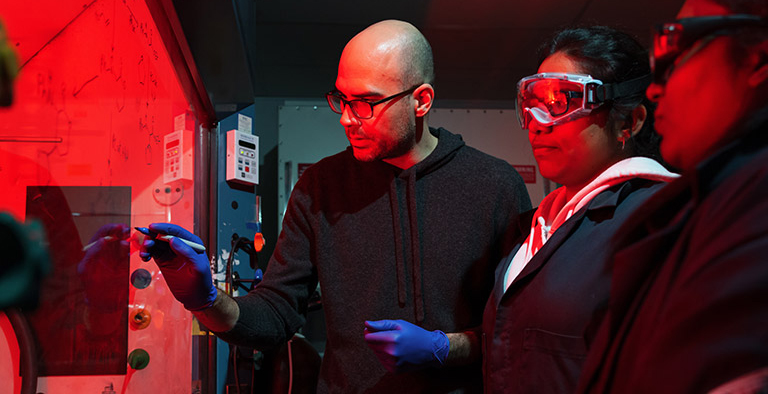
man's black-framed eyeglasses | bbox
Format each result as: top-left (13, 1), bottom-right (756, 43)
top-left (326, 85), bottom-right (419, 119)
top-left (652, 14), bottom-right (767, 84)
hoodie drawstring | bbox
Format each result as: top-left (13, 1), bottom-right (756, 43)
top-left (406, 171), bottom-right (424, 323)
top-left (389, 178), bottom-right (407, 308)
top-left (388, 170), bottom-right (425, 322)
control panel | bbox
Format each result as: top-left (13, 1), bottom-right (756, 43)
top-left (163, 130), bottom-right (194, 184)
top-left (226, 129), bottom-right (259, 185)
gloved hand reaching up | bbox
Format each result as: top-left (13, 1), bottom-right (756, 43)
top-left (138, 223), bottom-right (216, 311)
top-left (364, 319), bottom-right (450, 373)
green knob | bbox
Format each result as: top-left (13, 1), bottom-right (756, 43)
top-left (127, 348), bottom-right (150, 370)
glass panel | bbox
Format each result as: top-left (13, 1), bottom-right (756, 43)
top-left (1, 0), bottom-right (202, 392)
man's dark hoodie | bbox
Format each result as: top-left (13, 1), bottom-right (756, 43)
top-left (217, 127), bottom-right (531, 393)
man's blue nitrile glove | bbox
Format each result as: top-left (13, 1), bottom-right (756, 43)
top-left (364, 319), bottom-right (450, 373)
top-left (138, 223), bottom-right (216, 311)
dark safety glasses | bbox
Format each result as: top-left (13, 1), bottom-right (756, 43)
top-left (652, 15), bottom-right (768, 84)
top-left (326, 86), bottom-right (419, 119)
top-left (516, 73), bottom-right (650, 130)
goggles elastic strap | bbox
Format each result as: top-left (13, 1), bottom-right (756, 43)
top-left (594, 74), bottom-right (652, 102)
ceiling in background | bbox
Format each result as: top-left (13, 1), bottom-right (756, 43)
top-left (173, 0), bottom-right (685, 117)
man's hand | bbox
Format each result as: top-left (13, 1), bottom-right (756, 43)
top-left (364, 319), bottom-right (449, 373)
top-left (139, 223), bottom-right (216, 311)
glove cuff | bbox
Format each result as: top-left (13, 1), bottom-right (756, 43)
top-left (184, 285), bottom-right (218, 311)
top-left (185, 299), bottom-right (214, 311)
top-left (432, 330), bottom-right (450, 365)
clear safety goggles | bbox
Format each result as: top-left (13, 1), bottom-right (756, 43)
top-left (516, 73), bottom-right (650, 130)
top-left (516, 73), bottom-right (602, 130)
top-left (652, 15), bottom-right (767, 84)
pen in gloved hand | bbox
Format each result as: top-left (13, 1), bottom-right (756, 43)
top-left (134, 226), bottom-right (207, 253)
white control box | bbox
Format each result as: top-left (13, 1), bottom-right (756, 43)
top-left (226, 129), bottom-right (259, 185)
top-left (163, 130), bottom-right (194, 184)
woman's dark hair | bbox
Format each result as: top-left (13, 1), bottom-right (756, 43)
top-left (539, 26), bottom-right (662, 161)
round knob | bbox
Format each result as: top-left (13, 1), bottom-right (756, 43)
top-left (127, 348), bottom-right (150, 370)
top-left (129, 308), bottom-right (151, 330)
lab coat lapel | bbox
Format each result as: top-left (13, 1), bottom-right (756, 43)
top-left (491, 209), bottom-right (534, 306)
top-left (507, 207), bottom-right (584, 291)
top-left (500, 185), bottom-right (628, 300)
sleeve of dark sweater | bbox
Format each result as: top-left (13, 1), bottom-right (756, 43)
top-left (213, 174), bottom-right (319, 350)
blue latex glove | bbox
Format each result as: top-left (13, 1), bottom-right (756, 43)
top-left (138, 223), bottom-right (216, 311)
top-left (364, 319), bottom-right (450, 373)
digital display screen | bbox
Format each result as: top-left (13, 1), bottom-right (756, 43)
top-left (239, 140), bottom-right (256, 150)
top-left (166, 139), bottom-right (179, 149)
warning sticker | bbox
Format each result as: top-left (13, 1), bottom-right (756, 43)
top-left (512, 165), bottom-right (537, 184)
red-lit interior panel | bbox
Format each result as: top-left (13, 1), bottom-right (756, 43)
top-left (1, 1), bottom-right (199, 393)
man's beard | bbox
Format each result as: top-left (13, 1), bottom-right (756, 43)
top-left (353, 118), bottom-right (416, 162)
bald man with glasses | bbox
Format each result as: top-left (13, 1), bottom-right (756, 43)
top-left (141, 19), bottom-right (530, 393)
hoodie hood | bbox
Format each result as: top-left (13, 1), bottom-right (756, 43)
top-left (408, 127), bottom-right (466, 177)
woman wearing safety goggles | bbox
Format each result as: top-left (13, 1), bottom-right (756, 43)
top-left (483, 26), bottom-right (679, 393)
